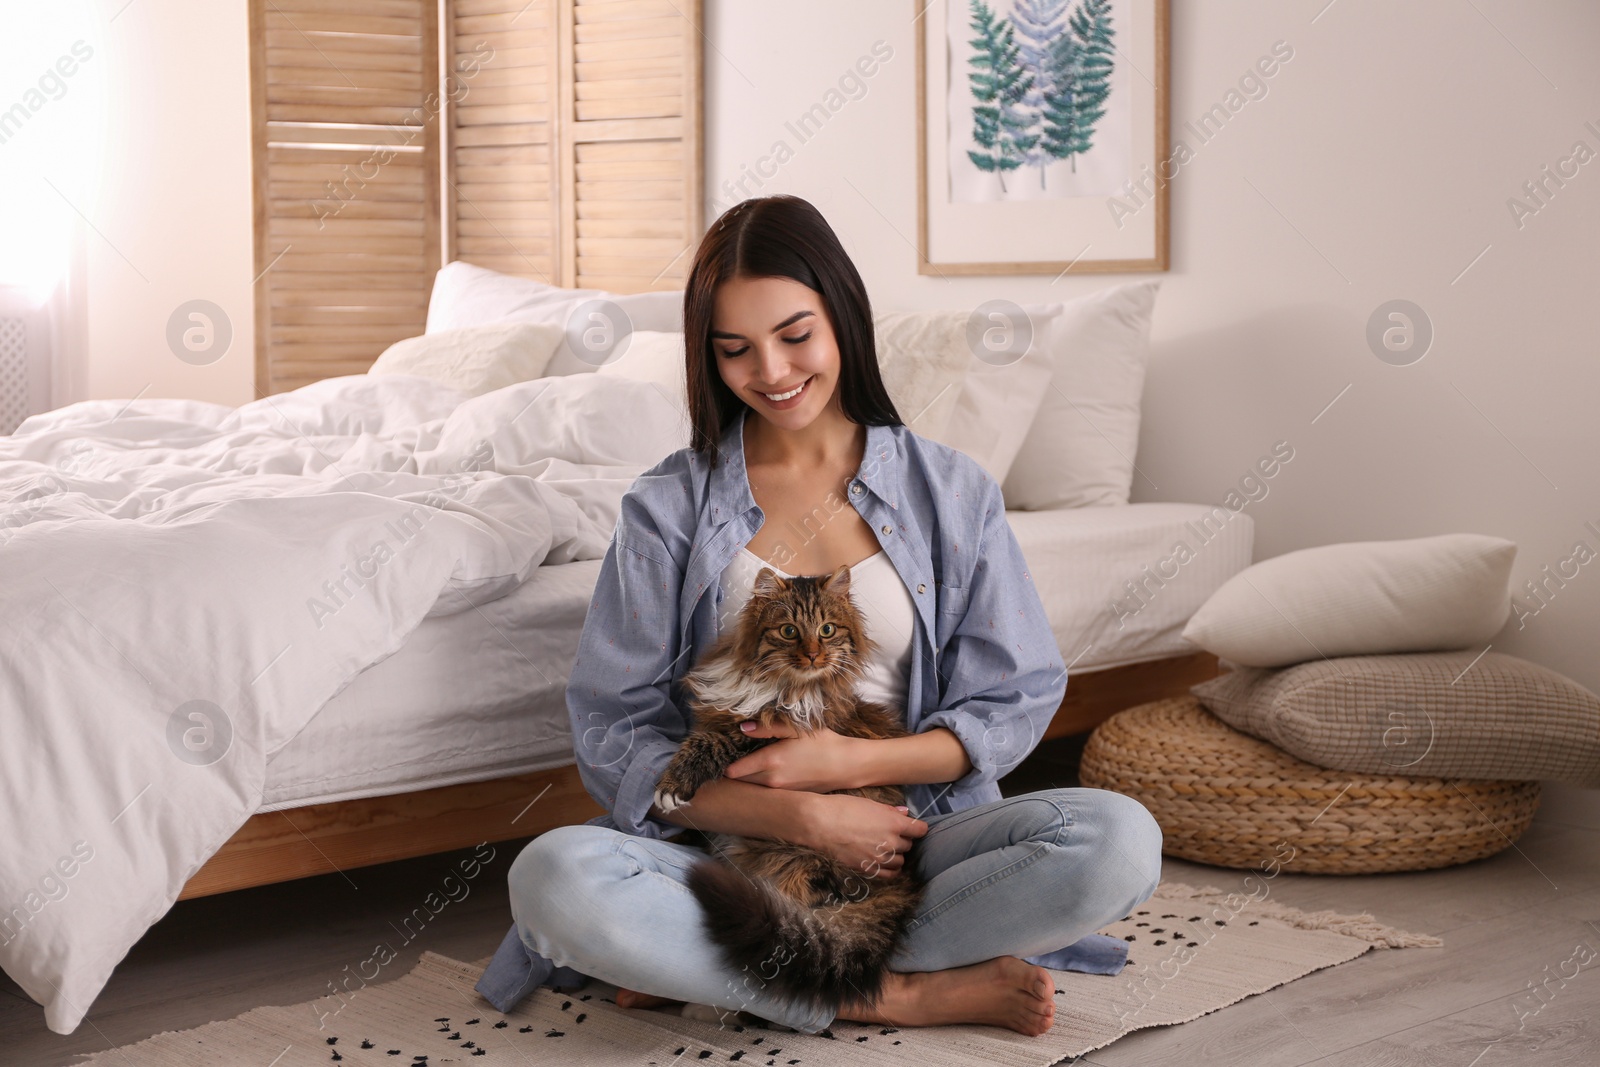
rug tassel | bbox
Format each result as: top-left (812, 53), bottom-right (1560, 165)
top-left (1152, 881), bottom-right (1444, 949)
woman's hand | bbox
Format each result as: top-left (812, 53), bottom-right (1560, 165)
top-left (796, 793), bottom-right (929, 881)
top-left (723, 719), bottom-right (865, 793)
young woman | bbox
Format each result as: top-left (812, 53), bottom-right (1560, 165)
top-left (485, 194), bottom-right (1163, 1038)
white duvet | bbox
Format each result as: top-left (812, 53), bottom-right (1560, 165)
top-left (0, 372), bottom-right (687, 1034)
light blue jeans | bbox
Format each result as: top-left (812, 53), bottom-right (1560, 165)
top-left (505, 787), bottom-right (1163, 1034)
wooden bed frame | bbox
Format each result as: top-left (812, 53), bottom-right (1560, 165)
top-left (179, 650), bottom-right (1220, 900)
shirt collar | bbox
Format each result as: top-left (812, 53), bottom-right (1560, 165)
top-left (708, 406), bottom-right (901, 525)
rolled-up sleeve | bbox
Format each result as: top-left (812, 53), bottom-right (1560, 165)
top-left (566, 524), bottom-right (690, 841)
top-left (920, 477), bottom-right (1067, 793)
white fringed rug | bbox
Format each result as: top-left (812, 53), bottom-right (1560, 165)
top-left (80, 882), bottom-right (1440, 1066)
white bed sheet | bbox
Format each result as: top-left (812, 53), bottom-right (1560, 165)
top-left (261, 501), bottom-right (1254, 811)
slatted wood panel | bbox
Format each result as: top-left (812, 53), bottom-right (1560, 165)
top-left (252, 0), bottom-right (700, 394)
top-left (445, 0), bottom-right (559, 279)
top-left (251, 0), bottom-right (441, 395)
top-left (567, 0), bottom-right (701, 291)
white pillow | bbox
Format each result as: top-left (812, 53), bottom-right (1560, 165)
top-left (872, 311), bottom-right (970, 440)
top-left (367, 322), bottom-right (564, 397)
top-left (425, 260), bottom-right (605, 333)
top-left (423, 373), bottom-right (690, 475)
top-left (538, 291), bottom-right (679, 377)
top-left (423, 260), bottom-right (683, 377)
top-left (869, 306), bottom-right (1057, 486)
top-left (1181, 533), bottom-right (1518, 668)
top-left (1002, 280), bottom-right (1160, 509)
top-left (594, 330), bottom-right (691, 427)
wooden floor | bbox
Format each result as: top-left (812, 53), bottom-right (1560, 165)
top-left (4, 738), bottom-right (1598, 1066)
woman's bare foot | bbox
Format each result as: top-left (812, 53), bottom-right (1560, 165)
top-left (614, 987), bottom-right (684, 1010)
top-left (835, 957), bottom-right (1056, 1037)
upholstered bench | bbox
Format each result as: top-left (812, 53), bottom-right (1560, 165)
top-left (1079, 695), bottom-right (1542, 875)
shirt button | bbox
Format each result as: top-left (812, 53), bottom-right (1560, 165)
top-left (851, 483), bottom-right (863, 495)
top-left (917, 583), bottom-right (926, 593)
top-left (881, 524), bottom-right (892, 535)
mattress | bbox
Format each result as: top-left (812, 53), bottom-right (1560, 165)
top-left (259, 558), bottom-right (603, 811)
top-left (260, 501), bottom-right (1254, 811)
top-left (1008, 501), bottom-right (1256, 673)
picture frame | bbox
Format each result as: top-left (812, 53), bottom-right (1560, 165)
top-left (915, 0), bottom-right (1170, 275)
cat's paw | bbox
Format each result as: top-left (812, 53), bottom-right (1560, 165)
top-left (653, 786), bottom-right (693, 813)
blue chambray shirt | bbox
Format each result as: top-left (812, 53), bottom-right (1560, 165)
top-left (475, 405), bottom-right (1120, 1012)
top-left (571, 404), bottom-right (1069, 839)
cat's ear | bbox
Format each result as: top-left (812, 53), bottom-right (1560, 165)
top-left (822, 563), bottom-right (852, 593)
top-left (753, 566), bottom-right (786, 598)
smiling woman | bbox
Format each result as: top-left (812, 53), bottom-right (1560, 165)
top-left (481, 193), bottom-right (1163, 1040)
top-left (683, 196), bottom-right (896, 474)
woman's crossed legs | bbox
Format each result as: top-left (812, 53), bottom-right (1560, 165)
top-left (506, 786), bottom-right (1162, 1035)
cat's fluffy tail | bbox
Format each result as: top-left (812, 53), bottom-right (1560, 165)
top-left (685, 858), bottom-right (916, 1019)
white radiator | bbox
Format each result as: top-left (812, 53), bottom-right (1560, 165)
top-left (0, 288), bottom-right (52, 435)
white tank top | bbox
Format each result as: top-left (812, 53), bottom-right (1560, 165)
top-left (718, 546), bottom-right (915, 713)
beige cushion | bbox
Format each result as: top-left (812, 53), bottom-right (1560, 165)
top-left (870, 307), bottom-right (1057, 486)
top-left (1191, 651), bottom-right (1600, 786)
top-left (368, 322), bottom-right (564, 397)
top-left (871, 311), bottom-right (972, 441)
top-left (593, 330), bottom-right (690, 427)
top-left (1181, 533), bottom-right (1517, 668)
top-left (1003, 280), bottom-right (1160, 509)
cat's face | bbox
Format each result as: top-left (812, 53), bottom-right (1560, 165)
top-left (740, 564), bottom-right (871, 682)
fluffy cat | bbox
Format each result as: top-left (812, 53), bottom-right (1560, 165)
top-left (652, 562), bottom-right (925, 1019)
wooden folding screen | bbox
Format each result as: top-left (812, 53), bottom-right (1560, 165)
top-left (443, 0), bottom-right (557, 282)
top-left (250, 0), bottom-right (441, 396)
top-left (251, 0), bottom-right (703, 396)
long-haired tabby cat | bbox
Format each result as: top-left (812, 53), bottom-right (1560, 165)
top-left (651, 561), bottom-right (924, 1019)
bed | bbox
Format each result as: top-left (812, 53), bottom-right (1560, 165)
top-left (183, 499), bottom-right (1249, 898)
top-left (0, 370), bottom-right (683, 1033)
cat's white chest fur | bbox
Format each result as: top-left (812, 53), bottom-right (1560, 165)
top-left (686, 655), bottom-right (829, 731)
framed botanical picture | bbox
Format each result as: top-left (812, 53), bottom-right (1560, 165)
top-left (916, 0), bottom-right (1170, 274)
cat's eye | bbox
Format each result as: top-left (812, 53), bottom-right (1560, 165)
top-left (819, 622), bottom-right (835, 638)
top-left (780, 623), bottom-right (799, 639)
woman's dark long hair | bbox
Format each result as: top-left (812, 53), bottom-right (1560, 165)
top-left (682, 195), bottom-right (902, 468)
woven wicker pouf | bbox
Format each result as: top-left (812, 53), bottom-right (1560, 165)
top-left (1079, 695), bottom-right (1543, 875)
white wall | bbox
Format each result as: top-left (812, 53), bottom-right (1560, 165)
top-left (83, 0), bottom-right (255, 406)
